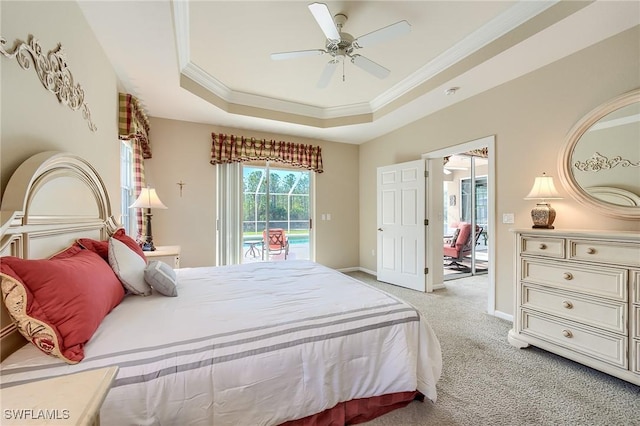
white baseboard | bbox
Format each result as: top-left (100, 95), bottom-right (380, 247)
top-left (493, 310), bottom-right (513, 322)
top-left (432, 283), bottom-right (446, 290)
top-left (337, 266), bottom-right (377, 276)
top-left (336, 267), bottom-right (360, 273)
top-left (359, 266), bottom-right (376, 276)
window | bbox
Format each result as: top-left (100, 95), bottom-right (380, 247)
top-left (461, 176), bottom-right (488, 227)
top-left (120, 140), bottom-right (135, 235)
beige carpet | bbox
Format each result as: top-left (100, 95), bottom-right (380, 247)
top-left (345, 271), bottom-right (640, 426)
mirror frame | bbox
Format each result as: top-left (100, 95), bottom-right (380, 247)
top-left (558, 88), bottom-right (640, 220)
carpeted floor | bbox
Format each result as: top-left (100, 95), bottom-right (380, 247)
top-left (344, 271), bottom-right (640, 426)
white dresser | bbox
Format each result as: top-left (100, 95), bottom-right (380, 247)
top-left (508, 229), bottom-right (639, 385)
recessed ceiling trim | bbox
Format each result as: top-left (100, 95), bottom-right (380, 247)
top-left (174, 0), bottom-right (376, 121)
top-left (182, 61), bottom-right (373, 120)
top-left (174, 0), bottom-right (560, 127)
top-left (370, 0), bottom-right (559, 110)
top-left (172, 0), bottom-right (190, 71)
top-left (182, 62), bottom-right (232, 100)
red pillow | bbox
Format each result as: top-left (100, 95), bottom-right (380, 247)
top-left (0, 250), bottom-right (125, 363)
top-left (78, 228), bottom-right (146, 263)
top-left (49, 243), bottom-right (84, 260)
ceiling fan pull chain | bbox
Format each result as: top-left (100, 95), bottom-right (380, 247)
top-left (342, 59), bottom-right (345, 82)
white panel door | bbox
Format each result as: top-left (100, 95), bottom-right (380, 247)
top-left (376, 159), bottom-right (426, 291)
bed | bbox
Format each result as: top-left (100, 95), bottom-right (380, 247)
top-left (0, 152), bottom-right (442, 425)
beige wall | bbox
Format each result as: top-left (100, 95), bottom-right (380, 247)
top-left (0, 1), bottom-right (120, 205)
top-left (145, 118), bottom-right (359, 269)
top-left (2, 1), bottom-right (638, 318)
top-left (359, 26), bottom-right (640, 316)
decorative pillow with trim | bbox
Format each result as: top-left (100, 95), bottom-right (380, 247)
top-left (78, 228), bottom-right (146, 263)
top-left (144, 261), bottom-right (178, 297)
top-left (0, 250), bottom-right (125, 364)
top-left (109, 238), bottom-right (151, 296)
top-left (49, 243), bottom-right (84, 260)
top-left (449, 228), bottom-right (460, 247)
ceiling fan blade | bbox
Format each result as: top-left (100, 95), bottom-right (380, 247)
top-left (308, 2), bottom-right (340, 41)
top-left (317, 60), bottom-right (339, 88)
top-left (270, 49), bottom-right (326, 61)
top-left (351, 55), bottom-right (390, 79)
top-left (353, 20), bottom-right (411, 48)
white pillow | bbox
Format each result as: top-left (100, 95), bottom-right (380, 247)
top-left (144, 261), bottom-right (178, 297)
top-left (108, 238), bottom-right (151, 296)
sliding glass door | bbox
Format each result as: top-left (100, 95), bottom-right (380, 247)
top-left (242, 163), bottom-right (312, 263)
top-left (443, 153), bottom-right (489, 279)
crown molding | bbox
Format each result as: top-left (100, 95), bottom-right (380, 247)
top-left (173, 0), bottom-right (558, 124)
top-left (371, 0), bottom-right (558, 110)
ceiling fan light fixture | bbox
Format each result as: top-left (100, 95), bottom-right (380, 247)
top-left (334, 13), bottom-right (348, 29)
top-left (272, 2), bottom-right (411, 87)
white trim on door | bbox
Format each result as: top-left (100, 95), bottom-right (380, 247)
top-left (422, 135), bottom-right (496, 315)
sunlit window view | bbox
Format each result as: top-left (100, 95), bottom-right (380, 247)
top-left (242, 165), bottom-right (312, 263)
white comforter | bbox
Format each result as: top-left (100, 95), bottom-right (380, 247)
top-left (1, 261), bottom-right (442, 425)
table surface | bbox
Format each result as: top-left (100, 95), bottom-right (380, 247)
top-left (0, 366), bottom-right (119, 425)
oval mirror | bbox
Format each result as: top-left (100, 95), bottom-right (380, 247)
top-left (559, 89), bottom-right (640, 219)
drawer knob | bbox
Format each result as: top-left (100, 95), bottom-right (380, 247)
top-left (587, 247), bottom-right (596, 254)
top-left (561, 329), bottom-right (573, 338)
top-left (563, 272), bottom-right (573, 280)
top-left (562, 300), bottom-right (573, 309)
top-left (539, 243), bottom-right (547, 250)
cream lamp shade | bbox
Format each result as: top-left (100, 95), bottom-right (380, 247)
top-left (524, 173), bottom-right (562, 229)
top-left (130, 187), bottom-right (168, 210)
top-left (130, 187), bottom-right (167, 251)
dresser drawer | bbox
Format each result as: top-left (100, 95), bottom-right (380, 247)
top-left (633, 340), bottom-right (640, 374)
top-left (521, 259), bottom-right (627, 301)
top-left (521, 285), bottom-right (627, 334)
top-left (520, 310), bottom-right (627, 368)
top-left (633, 306), bottom-right (640, 340)
top-left (568, 239), bottom-right (640, 267)
top-left (520, 235), bottom-right (565, 258)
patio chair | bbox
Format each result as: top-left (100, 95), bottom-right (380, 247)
top-left (443, 222), bottom-right (483, 271)
top-left (263, 228), bottom-right (290, 260)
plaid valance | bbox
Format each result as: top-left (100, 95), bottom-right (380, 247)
top-left (118, 93), bottom-right (152, 159)
top-left (210, 133), bottom-right (324, 173)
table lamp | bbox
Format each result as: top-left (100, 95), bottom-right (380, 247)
top-left (130, 187), bottom-right (167, 251)
top-left (524, 172), bottom-right (562, 229)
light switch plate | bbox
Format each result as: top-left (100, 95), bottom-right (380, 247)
top-left (503, 213), bottom-right (515, 224)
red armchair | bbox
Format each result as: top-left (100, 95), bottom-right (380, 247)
top-left (263, 228), bottom-right (290, 260)
top-left (443, 222), bottom-right (483, 271)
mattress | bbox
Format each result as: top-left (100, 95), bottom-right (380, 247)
top-left (1, 260), bottom-right (442, 425)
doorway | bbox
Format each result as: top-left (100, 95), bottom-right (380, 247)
top-left (424, 135), bottom-right (496, 314)
top-left (443, 155), bottom-right (488, 280)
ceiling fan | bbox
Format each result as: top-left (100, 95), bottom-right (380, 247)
top-left (270, 2), bottom-right (411, 88)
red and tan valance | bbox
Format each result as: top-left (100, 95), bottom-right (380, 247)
top-left (210, 133), bottom-right (324, 173)
top-left (118, 93), bottom-right (152, 159)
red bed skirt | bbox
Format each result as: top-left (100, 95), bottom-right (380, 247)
top-left (280, 391), bottom-right (424, 426)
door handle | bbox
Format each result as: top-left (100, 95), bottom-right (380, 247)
top-left (377, 228), bottom-right (383, 231)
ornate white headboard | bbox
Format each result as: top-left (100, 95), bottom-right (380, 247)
top-left (0, 151), bottom-right (118, 360)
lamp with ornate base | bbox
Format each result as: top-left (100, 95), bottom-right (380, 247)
top-left (524, 173), bottom-right (562, 229)
top-left (130, 187), bottom-right (167, 251)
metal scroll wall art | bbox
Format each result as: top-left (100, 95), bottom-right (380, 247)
top-left (574, 152), bottom-right (640, 172)
top-left (0, 35), bottom-right (97, 132)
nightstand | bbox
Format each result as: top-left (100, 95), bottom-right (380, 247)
top-left (144, 245), bottom-right (181, 268)
top-left (0, 366), bottom-right (118, 425)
